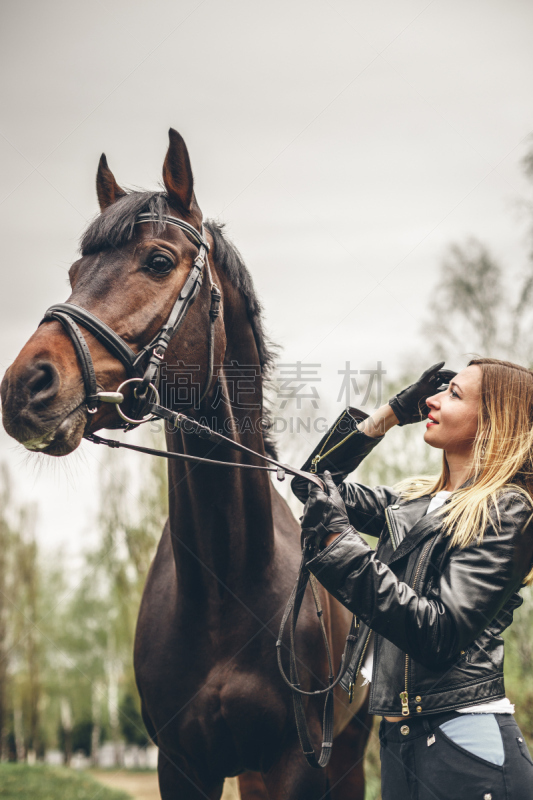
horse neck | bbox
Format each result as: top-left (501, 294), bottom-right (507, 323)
top-left (165, 293), bottom-right (275, 608)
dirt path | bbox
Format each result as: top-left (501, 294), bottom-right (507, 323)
top-left (92, 770), bottom-right (240, 800)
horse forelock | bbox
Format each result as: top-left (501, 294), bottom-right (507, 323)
top-left (79, 193), bottom-right (279, 458)
top-left (80, 191), bottom-right (169, 255)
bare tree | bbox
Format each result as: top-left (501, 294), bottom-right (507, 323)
top-left (425, 238), bottom-right (509, 361)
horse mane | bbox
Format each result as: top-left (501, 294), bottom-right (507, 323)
top-left (80, 192), bottom-right (278, 458)
top-left (205, 220), bottom-right (279, 458)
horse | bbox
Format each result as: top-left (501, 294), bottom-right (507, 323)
top-left (0, 129), bottom-right (371, 799)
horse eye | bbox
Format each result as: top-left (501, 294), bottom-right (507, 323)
top-left (147, 254), bottom-right (174, 274)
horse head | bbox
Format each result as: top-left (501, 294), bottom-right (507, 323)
top-left (1, 129), bottom-right (227, 456)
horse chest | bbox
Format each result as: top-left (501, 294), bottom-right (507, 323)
top-left (141, 657), bottom-right (288, 774)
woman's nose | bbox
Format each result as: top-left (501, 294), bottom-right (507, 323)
top-left (426, 393), bottom-right (440, 409)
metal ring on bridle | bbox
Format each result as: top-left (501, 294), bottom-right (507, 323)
top-left (115, 378), bottom-right (160, 425)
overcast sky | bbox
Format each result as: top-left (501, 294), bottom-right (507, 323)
top-left (1, 0), bottom-right (533, 552)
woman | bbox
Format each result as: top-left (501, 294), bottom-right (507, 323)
top-left (293, 358), bottom-right (533, 800)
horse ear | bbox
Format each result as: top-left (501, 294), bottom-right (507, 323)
top-left (162, 128), bottom-right (194, 212)
top-left (96, 154), bottom-right (126, 211)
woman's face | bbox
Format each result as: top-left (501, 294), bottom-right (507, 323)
top-left (424, 364), bottom-right (481, 455)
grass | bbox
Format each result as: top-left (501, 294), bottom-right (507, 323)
top-left (0, 764), bottom-right (132, 800)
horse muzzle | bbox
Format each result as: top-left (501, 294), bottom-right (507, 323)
top-left (1, 358), bottom-right (88, 456)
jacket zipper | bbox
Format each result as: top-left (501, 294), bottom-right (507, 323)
top-left (310, 425), bottom-right (359, 473)
top-left (348, 623), bottom-right (371, 703)
top-left (350, 507), bottom-right (398, 703)
top-left (400, 540), bottom-right (432, 716)
top-left (385, 506), bottom-right (399, 550)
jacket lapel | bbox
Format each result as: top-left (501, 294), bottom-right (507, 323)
top-left (387, 495), bottom-right (448, 565)
top-left (386, 482), bottom-right (471, 565)
top-left (388, 514), bottom-right (437, 565)
top-left (386, 496), bottom-right (431, 548)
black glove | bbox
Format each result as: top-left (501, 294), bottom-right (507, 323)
top-left (300, 471), bottom-right (352, 554)
top-left (389, 362), bottom-right (456, 426)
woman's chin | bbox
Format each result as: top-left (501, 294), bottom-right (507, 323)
top-left (423, 427), bottom-right (444, 449)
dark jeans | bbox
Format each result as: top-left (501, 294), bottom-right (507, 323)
top-left (379, 711), bottom-right (533, 800)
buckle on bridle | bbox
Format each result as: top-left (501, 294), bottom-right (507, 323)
top-left (152, 347), bottom-right (165, 361)
top-left (210, 285), bottom-right (222, 320)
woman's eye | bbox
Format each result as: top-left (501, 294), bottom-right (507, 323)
top-left (147, 254), bottom-right (174, 274)
top-left (451, 389), bottom-right (459, 398)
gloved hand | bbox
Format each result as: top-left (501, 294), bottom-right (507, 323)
top-left (300, 471), bottom-right (353, 554)
top-left (389, 362), bottom-right (456, 426)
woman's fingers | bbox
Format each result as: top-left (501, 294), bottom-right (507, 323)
top-left (420, 362), bottom-right (445, 381)
top-left (322, 470), bottom-right (338, 493)
top-left (438, 369), bottom-right (457, 383)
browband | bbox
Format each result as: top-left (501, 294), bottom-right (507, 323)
top-left (135, 213), bottom-right (209, 250)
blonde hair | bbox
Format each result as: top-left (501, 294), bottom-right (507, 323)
top-left (397, 358), bottom-right (533, 585)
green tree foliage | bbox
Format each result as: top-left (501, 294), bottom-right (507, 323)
top-left (56, 426), bottom-right (169, 755)
top-left (0, 464), bottom-right (16, 760)
top-left (12, 509), bottom-right (42, 757)
top-left (0, 425), bottom-right (167, 760)
top-left (120, 693), bottom-right (150, 747)
top-left (87, 429), bottom-right (167, 748)
top-left (45, 441), bottom-right (167, 759)
top-left (57, 719), bottom-right (94, 758)
top-left (0, 465), bottom-right (47, 760)
top-left (359, 146), bottom-right (533, 769)
top-left (0, 463), bottom-right (71, 760)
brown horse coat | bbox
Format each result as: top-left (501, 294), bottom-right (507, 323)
top-left (1, 130), bottom-right (371, 800)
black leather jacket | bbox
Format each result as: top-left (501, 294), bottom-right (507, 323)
top-left (292, 408), bottom-right (533, 718)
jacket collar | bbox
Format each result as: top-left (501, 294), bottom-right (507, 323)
top-left (386, 477), bottom-right (475, 564)
top-left (388, 508), bottom-right (440, 564)
top-left (386, 493), bottom-right (451, 564)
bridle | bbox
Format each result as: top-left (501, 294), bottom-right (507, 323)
top-left (40, 212), bottom-right (322, 486)
top-left (42, 213), bottom-right (221, 421)
top-left (39, 211), bottom-right (352, 770)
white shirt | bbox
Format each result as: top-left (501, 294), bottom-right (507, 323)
top-left (359, 490), bottom-right (515, 714)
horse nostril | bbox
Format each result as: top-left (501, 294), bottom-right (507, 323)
top-left (26, 361), bottom-right (60, 404)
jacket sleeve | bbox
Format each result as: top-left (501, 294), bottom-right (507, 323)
top-left (291, 406), bottom-right (395, 536)
top-left (340, 482), bottom-right (399, 538)
top-left (306, 492), bottom-right (533, 669)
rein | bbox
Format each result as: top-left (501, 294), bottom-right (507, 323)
top-left (85, 401), bottom-right (323, 487)
top-left (276, 545), bottom-right (358, 768)
top-left (39, 211), bottom-right (350, 769)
